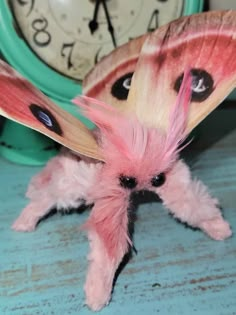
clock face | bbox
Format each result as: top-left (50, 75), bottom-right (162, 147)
top-left (11, 0), bottom-right (184, 82)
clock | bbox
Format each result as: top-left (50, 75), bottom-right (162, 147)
top-left (0, 0), bottom-right (203, 165)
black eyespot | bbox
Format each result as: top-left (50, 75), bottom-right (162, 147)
top-left (174, 69), bottom-right (214, 102)
top-left (151, 173), bottom-right (166, 187)
top-left (119, 175), bottom-right (137, 189)
top-left (111, 72), bottom-right (133, 100)
top-left (29, 104), bottom-right (63, 135)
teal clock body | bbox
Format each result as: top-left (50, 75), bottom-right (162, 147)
top-left (0, 0), bottom-right (203, 165)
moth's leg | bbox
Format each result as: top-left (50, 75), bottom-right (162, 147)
top-left (156, 159), bottom-right (232, 241)
top-left (12, 151), bottom-right (101, 232)
top-left (12, 156), bottom-right (62, 232)
top-left (12, 200), bottom-right (56, 232)
top-left (84, 191), bottom-right (130, 311)
top-left (12, 197), bottom-right (86, 232)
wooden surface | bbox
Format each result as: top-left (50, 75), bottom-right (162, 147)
top-left (0, 108), bottom-right (236, 315)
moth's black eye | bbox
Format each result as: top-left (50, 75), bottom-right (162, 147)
top-left (29, 104), bottom-right (63, 135)
top-left (111, 72), bottom-right (133, 100)
top-left (119, 175), bottom-right (137, 189)
top-left (151, 173), bottom-right (166, 187)
top-left (174, 69), bottom-right (214, 102)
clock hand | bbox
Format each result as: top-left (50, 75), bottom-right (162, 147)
top-left (89, 0), bottom-right (101, 34)
top-left (101, 0), bottom-right (117, 48)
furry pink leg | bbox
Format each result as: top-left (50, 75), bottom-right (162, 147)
top-left (12, 200), bottom-right (55, 232)
top-left (156, 159), bottom-right (232, 240)
top-left (84, 186), bottom-right (131, 311)
top-left (12, 150), bottom-right (102, 232)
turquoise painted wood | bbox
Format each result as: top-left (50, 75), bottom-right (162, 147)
top-left (0, 108), bottom-right (236, 315)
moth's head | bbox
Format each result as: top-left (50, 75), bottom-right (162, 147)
top-left (100, 121), bottom-right (172, 192)
top-left (73, 95), bottom-right (189, 192)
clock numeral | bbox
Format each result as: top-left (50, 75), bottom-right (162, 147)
top-left (16, 0), bottom-right (35, 16)
top-left (61, 42), bottom-right (75, 69)
top-left (147, 10), bottom-right (159, 32)
top-left (32, 17), bottom-right (51, 47)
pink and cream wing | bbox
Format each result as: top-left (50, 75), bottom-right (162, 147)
top-left (127, 10), bottom-right (236, 133)
top-left (0, 60), bottom-right (102, 161)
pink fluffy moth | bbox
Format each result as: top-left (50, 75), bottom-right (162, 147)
top-left (0, 10), bottom-right (235, 311)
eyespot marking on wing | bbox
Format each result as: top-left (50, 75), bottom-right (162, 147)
top-left (174, 69), bottom-right (214, 102)
top-left (111, 72), bottom-right (133, 100)
top-left (29, 104), bottom-right (63, 136)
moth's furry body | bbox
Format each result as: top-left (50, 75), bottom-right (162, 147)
top-left (12, 120), bottom-right (232, 311)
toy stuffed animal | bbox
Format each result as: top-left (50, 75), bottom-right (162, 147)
top-left (0, 10), bottom-right (236, 311)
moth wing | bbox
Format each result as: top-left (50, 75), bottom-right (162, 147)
top-left (127, 10), bottom-right (236, 133)
top-left (0, 60), bottom-right (103, 161)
